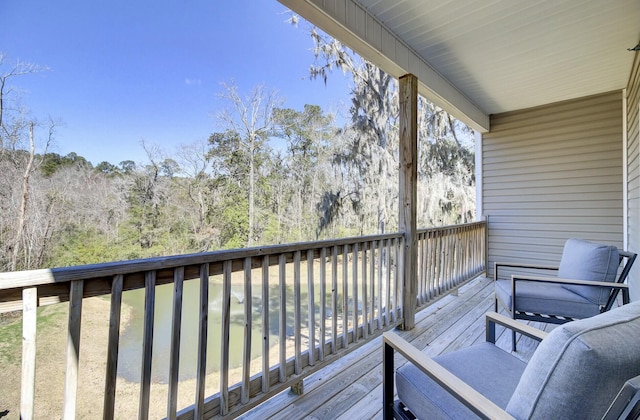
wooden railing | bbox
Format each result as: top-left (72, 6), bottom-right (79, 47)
top-left (416, 221), bottom-right (487, 308)
top-left (0, 221), bottom-right (485, 419)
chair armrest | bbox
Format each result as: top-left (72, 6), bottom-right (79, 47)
top-left (512, 275), bottom-right (629, 290)
top-left (602, 375), bottom-right (640, 420)
top-left (485, 312), bottom-right (547, 343)
top-left (511, 275), bottom-right (631, 307)
top-left (494, 262), bottom-right (558, 281)
top-left (383, 331), bottom-right (515, 420)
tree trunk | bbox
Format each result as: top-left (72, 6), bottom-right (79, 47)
top-left (248, 134), bottom-right (255, 247)
top-left (10, 123), bottom-right (35, 271)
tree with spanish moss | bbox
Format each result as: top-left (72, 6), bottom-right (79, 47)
top-left (303, 26), bottom-right (475, 233)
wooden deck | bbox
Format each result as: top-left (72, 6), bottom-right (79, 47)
top-left (241, 275), bottom-right (548, 419)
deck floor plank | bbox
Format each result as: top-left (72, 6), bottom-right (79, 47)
top-left (242, 276), bottom-right (543, 420)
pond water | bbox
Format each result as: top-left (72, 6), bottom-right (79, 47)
top-left (117, 279), bottom-right (275, 383)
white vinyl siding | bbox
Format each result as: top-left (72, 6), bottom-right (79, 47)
top-left (627, 54), bottom-right (640, 301)
top-left (483, 91), bottom-right (624, 277)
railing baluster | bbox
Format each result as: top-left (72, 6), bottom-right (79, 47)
top-left (392, 238), bottom-right (397, 322)
top-left (261, 256), bottom-right (270, 393)
top-left (342, 244), bottom-right (349, 349)
top-left (433, 231), bottom-right (440, 295)
top-left (448, 229), bottom-right (460, 287)
top-left (441, 231), bottom-right (448, 291)
top-left (420, 233), bottom-right (426, 303)
top-left (361, 242), bottom-right (368, 340)
top-left (463, 227), bottom-right (467, 278)
top-left (421, 232), bottom-right (427, 301)
top-left (444, 230), bottom-right (449, 289)
top-left (377, 239), bottom-right (383, 330)
top-left (103, 275), bottom-right (122, 420)
top-left (278, 254), bottom-right (287, 382)
top-left (470, 226), bottom-right (475, 272)
top-left (385, 239), bottom-right (391, 326)
top-left (319, 247), bottom-right (327, 362)
top-left (426, 231), bottom-right (434, 299)
top-left (440, 231), bottom-right (446, 291)
top-left (331, 245), bottom-right (338, 354)
top-left (452, 229), bottom-right (457, 285)
top-left (352, 242), bottom-right (358, 343)
top-left (20, 287), bottom-right (37, 420)
top-left (463, 227), bottom-right (469, 280)
top-left (442, 229), bottom-right (453, 290)
top-left (458, 229), bottom-right (464, 282)
top-left (458, 228), bottom-right (463, 282)
top-left (437, 233), bottom-right (444, 294)
top-left (220, 260), bottom-right (232, 415)
top-left (195, 263), bottom-right (209, 420)
top-left (443, 230), bottom-right (450, 290)
top-left (456, 229), bottom-right (461, 284)
top-left (306, 249), bottom-right (316, 366)
top-left (139, 272), bottom-right (155, 420)
top-left (370, 240), bottom-right (376, 333)
top-left (167, 267), bottom-right (184, 420)
top-left (293, 251), bottom-right (302, 374)
top-left (449, 230), bottom-right (454, 287)
top-left (398, 236), bottom-right (405, 320)
top-left (242, 257), bottom-right (252, 404)
top-left (430, 231), bottom-right (437, 295)
top-left (393, 237), bottom-right (400, 322)
top-left (63, 280), bottom-right (84, 420)
top-left (471, 225), bottom-right (477, 271)
top-left (416, 233), bottom-right (423, 305)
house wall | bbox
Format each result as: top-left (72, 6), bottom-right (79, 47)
top-left (483, 91), bottom-right (624, 280)
top-left (627, 53), bottom-right (640, 301)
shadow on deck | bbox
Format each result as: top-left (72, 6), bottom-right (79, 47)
top-left (241, 276), bottom-right (548, 419)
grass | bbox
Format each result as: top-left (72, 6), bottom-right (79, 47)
top-left (0, 304), bottom-right (67, 365)
top-left (0, 315), bottom-right (21, 364)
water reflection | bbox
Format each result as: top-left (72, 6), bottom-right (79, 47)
top-left (117, 279), bottom-right (272, 383)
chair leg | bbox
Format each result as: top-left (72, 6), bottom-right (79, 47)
top-left (511, 310), bottom-right (517, 352)
top-left (623, 289), bottom-right (630, 305)
top-left (383, 341), bottom-right (395, 420)
top-left (497, 297), bottom-right (518, 351)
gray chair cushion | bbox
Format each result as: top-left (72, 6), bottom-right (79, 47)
top-left (495, 279), bottom-right (601, 319)
top-left (557, 238), bottom-right (619, 305)
top-left (506, 300), bottom-right (640, 419)
top-left (396, 342), bottom-right (527, 419)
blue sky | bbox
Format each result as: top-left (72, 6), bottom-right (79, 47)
top-left (1, 1), bottom-right (351, 165)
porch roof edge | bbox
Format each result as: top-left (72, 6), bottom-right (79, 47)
top-left (278, 0), bottom-right (491, 132)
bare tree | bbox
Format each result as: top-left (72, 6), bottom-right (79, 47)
top-left (175, 139), bottom-right (219, 250)
top-left (0, 53), bottom-right (48, 152)
top-left (0, 53), bottom-right (56, 270)
top-left (215, 82), bottom-right (282, 247)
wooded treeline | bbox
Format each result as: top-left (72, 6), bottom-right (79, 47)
top-left (0, 35), bottom-right (475, 272)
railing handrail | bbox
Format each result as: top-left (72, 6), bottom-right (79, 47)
top-left (0, 231), bottom-right (404, 291)
top-left (417, 220), bottom-right (486, 234)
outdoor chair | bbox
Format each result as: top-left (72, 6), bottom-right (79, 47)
top-left (494, 238), bottom-right (636, 350)
top-left (383, 300), bottom-right (640, 419)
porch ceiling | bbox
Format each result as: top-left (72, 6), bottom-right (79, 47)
top-left (278, 0), bottom-right (639, 132)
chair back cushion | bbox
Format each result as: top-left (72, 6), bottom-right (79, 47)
top-left (506, 301), bottom-right (640, 419)
top-left (557, 238), bottom-right (620, 305)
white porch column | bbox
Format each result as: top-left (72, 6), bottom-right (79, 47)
top-left (399, 74), bottom-right (418, 330)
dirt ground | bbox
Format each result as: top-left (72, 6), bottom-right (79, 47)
top-left (0, 296), bottom-right (306, 419)
top-left (0, 260), bottom-right (358, 419)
